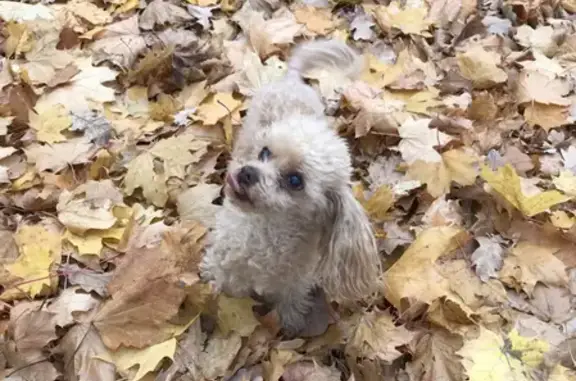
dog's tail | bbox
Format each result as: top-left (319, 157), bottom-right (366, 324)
top-left (285, 39), bottom-right (364, 81)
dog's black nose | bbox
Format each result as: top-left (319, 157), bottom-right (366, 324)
top-left (237, 166), bottom-right (260, 187)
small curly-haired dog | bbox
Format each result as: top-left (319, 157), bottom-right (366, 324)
top-left (200, 39), bottom-right (381, 337)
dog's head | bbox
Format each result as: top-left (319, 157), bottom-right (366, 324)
top-left (224, 116), bottom-right (350, 218)
top-left (224, 114), bottom-right (380, 302)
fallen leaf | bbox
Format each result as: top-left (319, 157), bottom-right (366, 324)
top-left (371, 2), bottom-right (432, 36)
top-left (406, 328), bottom-right (465, 381)
top-left (398, 118), bottom-right (453, 164)
top-left (481, 164), bottom-right (572, 216)
top-left (59, 263), bottom-right (112, 296)
top-left (194, 92), bottom-right (242, 125)
top-left (471, 236), bottom-right (504, 282)
top-left (524, 102), bottom-right (568, 131)
top-left (0, 1), bottom-right (54, 22)
top-left (457, 328), bottom-right (529, 381)
top-left (64, 228), bottom-right (125, 256)
top-left (64, 0), bottom-right (112, 25)
top-left (28, 103), bottom-right (71, 144)
top-left (177, 183), bottom-right (221, 228)
top-left (139, 0), bottom-right (193, 30)
top-left (457, 45), bottom-right (507, 89)
top-left (499, 241), bottom-right (569, 295)
top-left (57, 322), bottom-right (115, 381)
top-left (553, 170), bottom-right (576, 197)
top-left (3, 225), bottom-right (61, 299)
top-left (46, 287), bottom-right (99, 328)
top-left (4, 22), bottom-right (33, 57)
top-left (516, 70), bottom-right (571, 106)
top-left (24, 139), bottom-right (95, 173)
top-left (361, 185), bottom-right (394, 221)
top-left (384, 226), bottom-right (469, 310)
top-left (37, 57), bottom-right (118, 112)
top-left (293, 5), bottom-right (336, 36)
top-left (281, 361), bottom-right (341, 381)
top-left (347, 310), bottom-right (415, 362)
top-left (217, 295), bottom-right (260, 337)
top-left (57, 180), bottom-right (124, 233)
top-left (113, 338), bottom-right (177, 381)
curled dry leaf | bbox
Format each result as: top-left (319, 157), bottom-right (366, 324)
top-left (57, 180), bottom-right (124, 233)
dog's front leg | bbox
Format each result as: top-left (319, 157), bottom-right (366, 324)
top-left (275, 284), bottom-right (330, 338)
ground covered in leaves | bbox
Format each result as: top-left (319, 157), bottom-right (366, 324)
top-left (1, 0), bottom-right (576, 380)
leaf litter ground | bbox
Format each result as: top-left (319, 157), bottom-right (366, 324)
top-left (1, 0), bottom-right (576, 380)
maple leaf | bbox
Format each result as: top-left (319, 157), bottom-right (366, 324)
top-left (371, 2), bottom-right (432, 36)
top-left (499, 241), bottom-right (569, 295)
top-left (457, 328), bottom-right (530, 381)
top-left (516, 70), bottom-right (571, 106)
top-left (57, 180), bottom-right (124, 233)
top-left (481, 164), bottom-right (572, 217)
top-left (177, 183), bottom-right (221, 228)
top-left (3, 224), bottom-right (61, 299)
top-left (28, 103), bottom-right (71, 143)
top-left (59, 263), bottom-right (113, 297)
top-left (383, 226), bottom-right (469, 311)
top-left (217, 295), bottom-right (260, 337)
top-left (57, 322), bottom-right (115, 381)
top-left (406, 328), bottom-right (465, 381)
top-left (24, 139), bottom-right (95, 173)
top-left (397, 118), bottom-right (453, 164)
top-left (0, 1), bottom-right (54, 22)
top-left (139, 0), bottom-right (193, 30)
top-left (90, 15), bottom-right (147, 70)
top-left (471, 236), bottom-right (504, 282)
top-left (293, 5), bottom-right (337, 36)
top-left (37, 57), bottom-right (118, 112)
top-left (194, 92), bottom-right (243, 125)
top-left (347, 310), bottom-right (415, 362)
top-left (457, 45), bottom-right (507, 89)
top-left (113, 338), bottom-right (177, 381)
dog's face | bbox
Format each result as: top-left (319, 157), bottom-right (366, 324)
top-left (224, 116), bottom-right (352, 218)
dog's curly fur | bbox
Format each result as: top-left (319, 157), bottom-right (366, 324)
top-left (200, 40), bottom-right (381, 337)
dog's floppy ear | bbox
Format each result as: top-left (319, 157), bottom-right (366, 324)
top-left (318, 187), bottom-right (381, 302)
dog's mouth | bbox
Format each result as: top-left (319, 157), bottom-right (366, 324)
top-left (225, 173), bottom-right (251, 203)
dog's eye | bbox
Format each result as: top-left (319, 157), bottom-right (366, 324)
top-left (258, 147), bottom-right (271, 161)
top-left (286, 173), bottom-right (304, 190)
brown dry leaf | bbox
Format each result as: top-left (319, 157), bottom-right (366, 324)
top-left (90, 15), bottom-right (147, 70)
top-left (24, 139), bottom-right (95, 173)
top-left (347, 310), bottom-right (415, 362)
top-left (293, 5), bottom-right (337, 36)
top-left (57, 322), bottom-right (115, 381)
top-left (245, 9), bottom-right (304, 59)
top-left (93, 223), bottom-right (206, 349)
top-left (139, 0), bottom-right (193, 30)
top-left (64, 0), bottom-right (112, 25)
top-left (499, 241), bottom-right (569, 295)
top-left (177, 183), bottom-right (221, 228)
top-left (217, 295), bottom-right (260, 337)
top-left (457, 45), bottom-right (507, 89)
top-left (281, 362), bottom-right (341, 381)
top-left (406, 328), bottom-right (465, 381)
top-left (524, 103), bottom-right (568, 131)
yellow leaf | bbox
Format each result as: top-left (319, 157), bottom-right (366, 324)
top-left (372, 2), bottom-right (432, 36)
top-left (550, 210), bottom-right (576, 229)
top-left (407, 149), bottom-right (479, 198)
top-left (194, 92), bottom-right (242, 125)
top-left (457, 45), bottom-right (507, 89)
top-left (5, 225), bottom-right (61, 298)
top-left (64, 228), bottom-right (125, 257)
top-left (362, 185), bottom-right (394, 221)
top-left (404, 89), bottom-right (442, 115)
top-left (508, 329), bottom-right (548, 368)
top-left (457, 328), bottom-right (529, 381)
top-left (217, 295), bottom-right (260, 337)
top-left (124, 152), bottom-right (168, 207)
top-left (293, 5), bottom-right (336, 36)
top-left (553, 170), bottom-right (576, 197)
top-left (5, 22), bottom-right (33, 57)
top-left (149, 93), bottom-right (182, 122)
top-left (384, 226), bottom-right (468, 310)
top-left (113, 338), bottom-right (177, 381)
top-left (29, 104), bottom-right (72, 143)
top-left (481, 164), bottom-right (572, 216)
